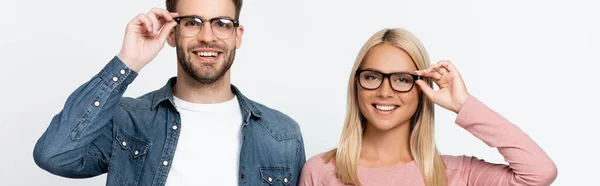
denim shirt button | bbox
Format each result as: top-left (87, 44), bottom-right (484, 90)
top-left (172, 125), bottom-right (178, 130)
top-left (94, 101), bottom-right (100, 107)
top-left (120, 69), bottom-right (126, 75)
top-left (112, 77), bottom-right (118, 82)
top-left (162, 161), bottom-right (168, 166)
top-left (134, 150), bottom-right (139, 156)
top-left (268, 177), bottom-right (272, 182)
top-left (284, 178), bottom-right (288, 183)
top-left (121, 141), bottom-right (127, 147)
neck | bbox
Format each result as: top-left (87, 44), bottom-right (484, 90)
top-left (173, 69), bottom-right (234, 104)
top-left (360, 120), bottom-right (413, 167)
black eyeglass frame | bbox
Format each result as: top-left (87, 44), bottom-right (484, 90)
top-left (173, 16), bottom-right (240, 38)
top-left (355, 69), bottom-right (422, 92)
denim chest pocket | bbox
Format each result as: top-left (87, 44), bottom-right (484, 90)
top-left (115, 130), bottom-right (149, 158)
top-left (109, 128), bottom-right (150, 186)
top-left (260, 166), bottom-right (293, 185)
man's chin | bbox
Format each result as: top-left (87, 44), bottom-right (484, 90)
top-left (195, 72), bottom-right (218, 80)
top-left (191, 75), bottom-right (220, 84)
top-left (187, 68), bottom-right (221, 83)
top-left (195, 65), bottom-right (220, 74)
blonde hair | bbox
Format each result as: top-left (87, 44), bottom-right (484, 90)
top-left (324, 28), bottom-right (447, 186)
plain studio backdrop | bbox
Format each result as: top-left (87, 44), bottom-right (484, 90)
top-left (1, 0), bottom-right (598, 185)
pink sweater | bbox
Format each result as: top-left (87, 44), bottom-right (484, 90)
top-left (299, 96), bottom-right (557, 186)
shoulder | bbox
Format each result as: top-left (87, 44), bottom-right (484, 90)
top-left (118, 96), bottom-right (152, 110)
top-left (249, 100), bottom-right (302, 139)
top-left (442, 154), bottom-right (497, 170)
top-left (441, 154), bottom-right (477, 171)
top-left (300, 152), bottom-right (337, 184)
top-left (305, 152), bottom-right (336, 171)
top-left (252, 101), bottom-right (299, 127)
top-left (442, 154), bottom-right (499, 181)
top-left (117, 85), bottom-right (169, 110)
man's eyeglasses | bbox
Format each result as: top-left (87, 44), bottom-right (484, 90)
top-left (173, 16), bottom-right (240, 39)
top-left (356, 69), bottom-right (421, 92)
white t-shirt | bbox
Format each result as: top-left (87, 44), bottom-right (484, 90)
top-left (165, 95), bottom-right (243, 186)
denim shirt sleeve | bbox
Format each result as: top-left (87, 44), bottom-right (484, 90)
top-left (33, 56), bottom-right (137, 178)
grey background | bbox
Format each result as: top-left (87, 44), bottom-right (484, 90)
top-left (1, 0), bottom-right (597, 185)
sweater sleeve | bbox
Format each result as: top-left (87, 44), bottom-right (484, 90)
top-left (455, 95), bottom-right (557, 186)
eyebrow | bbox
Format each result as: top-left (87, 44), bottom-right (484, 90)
top-left (360, 68), bottom-right (415, 74)
top-left (182, 14), bottom-right (236, 20)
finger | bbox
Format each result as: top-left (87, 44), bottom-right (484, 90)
top-left (430, 63), bottom-right (449, 76)
top-left (416, 79), bottom-right (435, 100)
top-left (135, 13), bottom-right (153, 35)
top-left (416, 67), bottom-right (442, 80)
top-left (436, 60), bottom-right (458, 74)
top-left (151, 8), bottom-right (177, 28)
top-left (151, 9), bottom-right (179, 35)
top-left (151, 8), bottom-right (176, 22)
top-left (158, 21), bottom-right (177, 44)
top-left (165, 13), bottom-right (180, 25)
top-left (436, 61), bottom-right (450, 74)
top-left (146, 12), bottom-right (160, 35)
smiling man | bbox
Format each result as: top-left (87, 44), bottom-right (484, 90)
top-left (33, 0), bottom-right (306, 185)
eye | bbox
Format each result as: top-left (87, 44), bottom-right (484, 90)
top-left (365, 75), bottom-right (379, 81)
top-left (360, 71), bottom-right (381, 81)
top-left (184, 18), bottom-right (202, 27)
top-left (214, 19), bottom-right (233, 28)
top-left (392, 74), bottom-right (414, 84)
top-left (396, 77), bottom-right (409, 83)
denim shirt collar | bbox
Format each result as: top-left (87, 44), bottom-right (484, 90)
top-left (151, 77), bottom-right (263, 121)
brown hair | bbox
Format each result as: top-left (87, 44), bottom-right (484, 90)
top-left (166, 0), bottom-right (243, 20)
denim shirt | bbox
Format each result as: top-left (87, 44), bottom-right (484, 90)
top-left (33, 56), bottom-right (306, 186)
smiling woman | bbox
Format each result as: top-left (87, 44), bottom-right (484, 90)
top-left (298, 28), bottom-right (558, 186)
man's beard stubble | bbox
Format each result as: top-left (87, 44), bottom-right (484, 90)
top-left (176, 40), bottom-right (236, 86)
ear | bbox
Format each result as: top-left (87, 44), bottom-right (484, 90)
top-left (167, 29), bottom-right (176, 47)
top-left (235, 25), bottom-right (244, 49)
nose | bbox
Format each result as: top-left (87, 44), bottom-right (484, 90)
top-left (376, 78), bottom-right (394, 98)
top-left (196, 22), bottom-right (217, 43)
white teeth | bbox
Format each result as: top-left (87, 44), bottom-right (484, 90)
top-left (375, 105), bottom-right (398, 111)
top-left (197, 52), bottom-right (218, 57)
